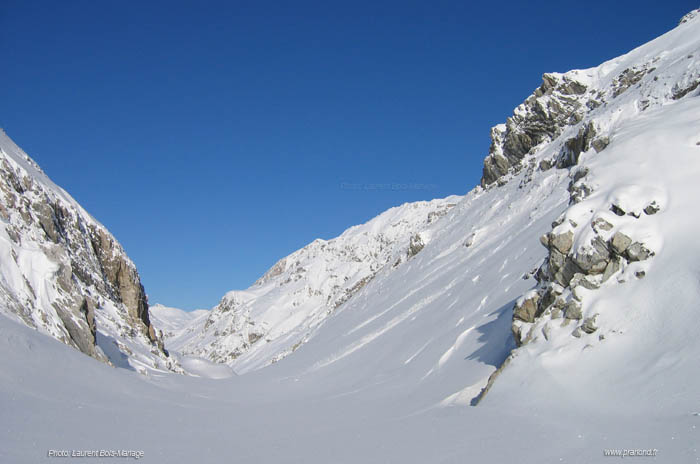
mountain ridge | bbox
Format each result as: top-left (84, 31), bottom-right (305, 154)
top-left (0, 129), bottom-right (180, 374)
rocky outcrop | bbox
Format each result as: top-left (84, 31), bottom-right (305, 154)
top-left (511, 190), bottom-right (660, 347)
top-left (0, 130), bottom-right (176, 372)
top-left (407, 234), bottom-right (425, 258)
top-left (480, 73), bottom-right (594, 186)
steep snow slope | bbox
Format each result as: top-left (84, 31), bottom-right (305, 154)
top-left (0, 130), bottom-right (179, 373)
top-left (168, 196), bottom-right (460, 372)
top-left (268, 7), bottom-right (700, 411)
top-left (164, 9), bottom-right (700, 385)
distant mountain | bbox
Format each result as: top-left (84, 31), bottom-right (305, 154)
top-left (0, 130), bottom-right (180, 374)
top-left (157, 196), bottom-right (460, 373)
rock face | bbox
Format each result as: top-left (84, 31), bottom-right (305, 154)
top-left (0, 130), bottom-right (177, 373)
top-left (480, 72), bottom-right (597, 186)
top-left (489, 10), bottom-right (700, 350)
top-left (164, 196), bottom-right (459, 372)
top-left (479, 15), bottom-right (700, 189)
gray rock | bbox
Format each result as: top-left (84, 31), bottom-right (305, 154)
top-left (592, 217), bottom-right (613, 232)
top-left (564, 301), bottom-right (583, 320)
top-left (672, 80), bottom-right (700, 100)
top-left (592, 137), bottom-right (610, 153)
top-left (609, 231), bottom-right (632, 255)
top-left (548, 249), bottom-right (583, 287)
top-left (407, 234), bottom-right (425, 258)
top-left (513, 294), bottom-right (541, 323)
top-left (610, 204), bottom-right (626, 216)
top-left (626, 242), bottom-right (653, 262)
top-left (539, 159), bottom-right (553, 171)
top-left (557, 122), bottom-right (596, 168)
top-left (554, 256), bottom-right (583, 287)
top-left (572, 327), bottom-right (583, 338)
top-left (601, 256), bottom-right (622, 282)
top-left (480, 73), bottom-right (589, 186)
top-left (582, 315), bottom-right (599, 334)
top-left (612, 66), bottom-right (653, 98)
top-left (464, 233), bottom-right (477, 248)
top-left (539, 233), bottom-right (550, 249)
top-left (571, 167), bottom-right (589, 184)
top-left (570, 273), bottom-right (600, 290)
top-left (572, 237), bottom-right (610, 274)
top-left (550, 230), bottom-right (574, 255)
top-left (643, 201), bottom-right (660, 215)
top-left (511, 324), bottom-right (524, 346)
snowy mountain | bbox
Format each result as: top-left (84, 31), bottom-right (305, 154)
top-left (158, 196), bottom-right (459, 372)
top-left (0, 130), bottom-right (180, 374)
top-left (159, 9), bottom-right (700, 389)
top-left (3, 9), bottom-right (700, 464)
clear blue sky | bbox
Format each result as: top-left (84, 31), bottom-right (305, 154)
top-left (1, 1), bottom-right (695, 309)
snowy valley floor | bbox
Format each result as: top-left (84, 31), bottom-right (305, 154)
top-left (1, 315), bottom-right (698, 463)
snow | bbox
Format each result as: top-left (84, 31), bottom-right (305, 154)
top-left (0, 131), bottom-right (177, 374)
top-left (3, 8), bottom-right (700, 464)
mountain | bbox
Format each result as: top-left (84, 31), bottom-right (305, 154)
top-left (0, 130), bottom-right (180, 374)
top-left (157, 196), bottom-right (460, 372)
top-left (3, 9), bottom-right (700, 464)
top-left (160, 9), bottom-right (700, 389)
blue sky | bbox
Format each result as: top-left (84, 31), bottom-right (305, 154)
top-left (1, 1), bottom-right (695, 309)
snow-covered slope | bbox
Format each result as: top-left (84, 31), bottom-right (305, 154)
top-left (164, 9), bottom-right (700, 385)
top-left (0, 130), bottom-right (180, 374)
top-left (166, 196), bottom-right (459, 372)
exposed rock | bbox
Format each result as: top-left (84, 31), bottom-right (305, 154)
top-left (609, 231), bottom-right (633, 255)
top-left (557, 122), bottom-right (596, 168)
top-left (513, 293), bottom-right (541, 323)
top-left (581, 315), bottom-right (599, 334)
top-left (679, 8), bottom-right (700, 24)
top-left (572, 237), bottom-right (610, 274)
top-left (610, 204), bottom-right (626, 216)
top-left (592, 217), bottom-right (613, 232)
top-left (480, 73), bottom-right (590, 186)
top-left (550, 230), bottom-right (574, 254)
top-left (601, 256), bottom-right (622, 282)
top-left (539, 159), bottom-right (553, 171)
top-left (592, 136), bottom-right (610, 153)
top-left (626, 242), bottom-right (653, 262)
top-left (672, 80), bottom-right (700, 100)
top-left (255, 257), bottom-right (287, 285)
top-left (643, 202), bottom-right (661, 215)
top-left (0, 130), bottom-right (173, 371)
top-left (612, 65), bottom-right (655, 98)
top-left (550, 251), bottom-right (583, 287)
top-left (568, 181), bottom-right (592, 204)
top-left (464, 232), bottom-right (477, 248)
top-left (570, 273), bottom-right (600, 290)
top-left (564, 301), bottom-right (583, 320)
top-left (407, 234), bottom-right (425, 258)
